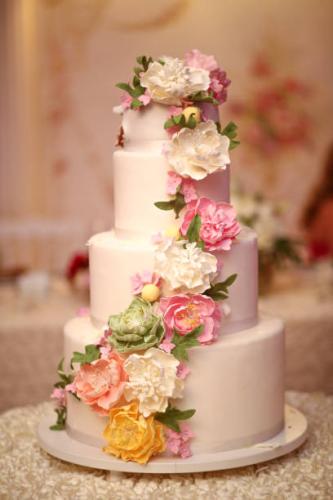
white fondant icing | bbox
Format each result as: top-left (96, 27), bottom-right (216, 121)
top-left (64, 315), bottom-right (284, 453)
top-left (113, 150), bottom-right (229, 236)
top-left (88, 227), bottom-right (257, 332)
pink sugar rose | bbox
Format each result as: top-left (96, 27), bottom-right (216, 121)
top-left (181, 197), bottom-right (240, 252)
top-left (165, 422), bottom-right (194, 458)
top-left (51, 387), bottom-right (66, 408)
top-left (159, 293), bottom-right (221, 345)
top-left (73, 352), bottom-right (128, 416)
top-left (209, 68), bottom-right (231, 105)
top-left (184, 49), bottom-right (218, 72)
top-left (130, 270), bottom-right (161, 295)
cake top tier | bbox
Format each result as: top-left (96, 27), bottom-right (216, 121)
top-left (114, 50), bottom-right (231, 111)
top-left (114, 50), bottom-right (239, 180)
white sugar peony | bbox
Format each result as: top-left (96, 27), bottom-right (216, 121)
top-left (140, 57), bottom-right (210, 105)
top-left (166, 121), bottom-right (230, 180)
top-left (124, 347), bottom-right (184, 417)
top-left (154, 238), bottom-right (217, 294)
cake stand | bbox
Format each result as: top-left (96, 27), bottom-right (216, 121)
top-left (37, 405), bottom-right (307, 474)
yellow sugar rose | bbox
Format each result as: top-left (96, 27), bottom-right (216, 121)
top-left (103, 401), bottom-right (165, 464)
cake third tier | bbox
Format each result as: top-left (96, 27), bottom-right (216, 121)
top-left (89, 226), bottom-right (258, 333)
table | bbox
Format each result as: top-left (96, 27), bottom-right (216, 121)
top-left (0, 391), bottom-right (332, 499)
top-left (0, 279), bottom-right (88, 412)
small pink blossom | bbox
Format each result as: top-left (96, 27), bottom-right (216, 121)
top-left (166, 171), bottom-right (197, 202)
top-left (168, 105), bottom-right (183, 118)
top-left (181, 178), bottom-right (198, 203)
top-left (73, 352), bottom-right (128, 416)
top-left (97, 328), bottom-right (112, 348)
top-left (130, 270), bottom-right (161, 295)
top-left (51, 387), bottom-right (66, 407)
top-left (138, 91), bottom-right (151, 106)
top-left (65, 382), bottom-right (76, 394)
top-left (177, 362), bottom-right (191, 379)
top-left (181, 197), bottom-right (240, 252)
top-left (166, 171), bottom-right (182, 195)
top-left (100, 345), bottom-right (112, 359)
top-left (185, 49), bottom-right (218, 72)
top-left (165, 422), bottom-right (195, 458)
top-left (120, 93), bottom-right (132, 110)
top-left (159, 338), bottom-right (176, 354)
top-left (209, 68), bottom-right (231, 105)
top-left (160, 293), bottom-right (221, 344)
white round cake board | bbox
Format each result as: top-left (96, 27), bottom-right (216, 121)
top-left (37, 405), bottom-right (307, 474)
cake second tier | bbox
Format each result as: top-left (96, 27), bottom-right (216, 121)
top-left (88, 227), bottom-right (258, 333)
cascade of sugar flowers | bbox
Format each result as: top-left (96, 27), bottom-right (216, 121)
top-left (50, 50), bottom-right (241, 465)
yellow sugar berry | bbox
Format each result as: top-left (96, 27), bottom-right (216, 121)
top-left (165, 225), bottom-right (180, 239)
top-left (141, 284), bottom-right (160, 302)
top-left (182, 106), bottom-right (201, 122)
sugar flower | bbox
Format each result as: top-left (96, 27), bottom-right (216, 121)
top-left (154, 238), bottom-right (217, 294)
top-left (103, 401), bottom-right (165, 464)
top-left (165, 121), bottom-right (230, 180)
top-left (209, 68), bottom-right (231, 105)
top-left (184, 49), bottom-right (218, 72)
top-left (181, 197), bottom-right (241, 251)
top-left (159, 293), bottom-right (221, 344)
top-left (108, 298), bottom-right (164, 353)
top-left (130, 270), bottom-right (161, 295)
top-left (51, 387), bottom-right (66, 408)
top-left (140, 57), bottom-right (210, 105)
top-left (165, 422), bottom-right (194, 458)
top-left (124, 348), bottom-right (184, 417)
top-left (73, 352), bottom-right (128, 416)
top-left (166, 171), bottom-right (198, 203)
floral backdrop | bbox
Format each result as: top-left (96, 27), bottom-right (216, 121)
top-left (1, 0), bottom-right (333, 268)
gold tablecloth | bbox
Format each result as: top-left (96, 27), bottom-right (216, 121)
top-left (0, 391), bottom-right (332, 499)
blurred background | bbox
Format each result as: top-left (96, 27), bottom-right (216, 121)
top-left (0, 0), bottom-right (332, 411)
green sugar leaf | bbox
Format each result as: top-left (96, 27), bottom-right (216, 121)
top-left (171, 326), bottom-right (202, 361)
top-left (156, 406), bottom-right (196, 432)
top-left (70, 344), bottom-right (100, 369)
top-left (164, 117), bottom-right (176, 129)
top-left (221, 121), bottom-right (240, 150)
top-left (116, 82), bottom-right (132, 93)
top-left (187, 114), bottom-right (197, 129)
top-left (131, 98), bottom-right (143, 109)
top-left (204, 274), bottom-right (238, 301)
top-left (221, 273), bottom-right (238, 287)
top-left (132, 75), bottom-right (140, 87)
top-left (186, 214), bottom-right (202, 244)
top-left (154, 200), bottom-right (175, 211)
top-left (174, 192), bottom-right (186, 218)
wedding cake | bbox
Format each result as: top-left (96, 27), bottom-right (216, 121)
top-left (50, 51), bottom-right (285, 465)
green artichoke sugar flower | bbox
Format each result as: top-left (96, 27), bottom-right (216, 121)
top-left (108, 297), bottom-right (164, 353)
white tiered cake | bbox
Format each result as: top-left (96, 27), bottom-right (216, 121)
top-left (49, 51), bottom-right (286, 466)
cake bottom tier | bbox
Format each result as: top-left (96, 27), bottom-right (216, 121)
top-left (64, 315), bottom-right (284, 454)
